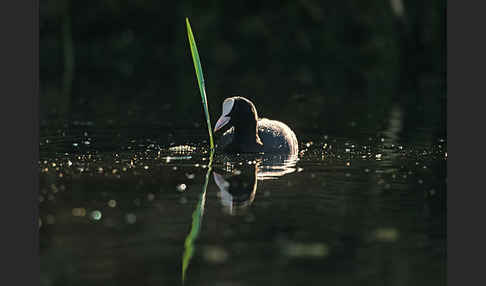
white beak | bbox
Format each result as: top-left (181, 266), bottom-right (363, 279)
top-left (214, 115), bottom-right (231, 132)
top-left (213, 172), bottom-right (230, 189)
top-left (213, 172), bottom-right (233, 213)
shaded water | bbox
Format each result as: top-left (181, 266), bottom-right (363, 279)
top-left (39, 121), bottom-right (446, 286)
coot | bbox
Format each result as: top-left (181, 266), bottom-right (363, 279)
top-left (214, 96), bottom-right (298, 154)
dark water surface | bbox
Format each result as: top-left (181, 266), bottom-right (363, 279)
top-left (39, 119), bottom-right (446, 286)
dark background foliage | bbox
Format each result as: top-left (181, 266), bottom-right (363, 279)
top-left (40, 0), bottom-right (445, 140)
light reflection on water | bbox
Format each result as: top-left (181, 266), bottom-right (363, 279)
top-left (39, 130), bottom-right (446, 286)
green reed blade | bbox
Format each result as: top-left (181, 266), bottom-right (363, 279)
top-left (182, 149), bottom-right (214, 283)
top-left (186, 18), bottom-right (214, 150)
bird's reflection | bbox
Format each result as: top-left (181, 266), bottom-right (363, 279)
top-left (213, 167), bottom-right (257, 215)
top-left (213, 153), bottom-right (298, 214)
top-left (182, 152), bottom-right (299, 282)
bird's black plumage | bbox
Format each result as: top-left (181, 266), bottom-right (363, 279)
top-left (214, 96), bottom-right (298, 154)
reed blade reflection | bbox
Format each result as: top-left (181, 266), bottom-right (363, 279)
top-left (182, 149), bottom-right (214, 283)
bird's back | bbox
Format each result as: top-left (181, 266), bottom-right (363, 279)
top-left (217, 119), bottom-right (298, 154)
top-left (257, 118), bottom-right (298, 155)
